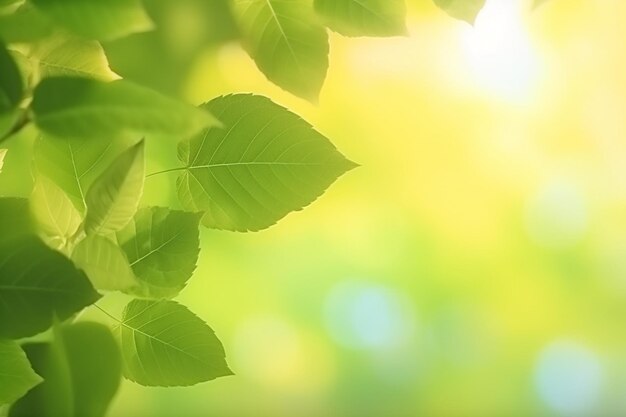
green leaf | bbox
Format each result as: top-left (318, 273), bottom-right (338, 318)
top-left (84, 140), bottom-right (145, 236)
top-left (34, 135), bottom-right (135, 213)
top-left (117, 299), bottom-right (232, 387)
top-left (0, 41), bottom-right (22, 113)
top-left (9, 322), bottom-right (122, 417)
top-left (32, 77), bottom-right (219, 140)
top-left (72, 235), bottom-right (137, 292)
top-left (0, 236), bottom-right (101, 339)
top-left (30, 0), bottom-right (153, 41)
top-left (29, 34), bottom-right (119, 81)
top-left (177, 94), bottom-right (356, 232)
top-left (433, 0), bottom-right (486, 23)
top-left (232, 0), bottom-right (329, 100)
top-left (30, 176), bottom-right (82, 248)
top-left (0, 149), bottom-right (6, 172)
top-left (314, 0), bottom-right (407, 37)
top-left (0, 198), bottom-right (35, 244)
top-left (116, 207), bottom-right (201, 298)
top-left (0, 4), bottom-right (53, 44)
top-left (0, 341), bottom-right (42, 405)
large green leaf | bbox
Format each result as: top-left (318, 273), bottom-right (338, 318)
top-left (314, 0), bottom-right (407, 37)
top-left (0, 236), bottom-right (100, 339)
top-left (71, 235), bottom-right (137, 292)
top-left (32, 77), bottom-right (219, 141)
top-left (30, 176), bottom-right (82, 248)
top-left (0, 341), bottom-right (42, 405)
top-left (30, 0), bottom-right (153, 41)
top-left (0, 41), bottom-right (22, 113)
top-left (84, 140), bottom-right (145, 236)
top-left (29, 34), bottom-right (119, 81)
top-left (232, 0), bottom-right (329, 100)
top-left (432, 0), bottom-right (486, 23)
top-left (34, 135), bottom-right (135, 213)
top-left (0, 4), bottom-right (54, 43)
top-left (177, 94), bottom-right (356, 232)
top-left (9, 322), bottom-right (122, 417)
top-left (0, 198), bottom-right (35, 244)
top-left (116, 207), bottom-right (201, 298)
top-left (117, 299), bottom-right (232, 387)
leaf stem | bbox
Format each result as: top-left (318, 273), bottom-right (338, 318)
top-left (145, 166), bottom-right (188, 178)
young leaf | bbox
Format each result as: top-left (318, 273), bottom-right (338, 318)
top-left (29, 34), bottom-right (119, 81)
top-left (32, 77), bottom-right (219, 141)
top-left (30, 176), bottom-right (82, 247)
top-left (116, 207), bottom-right (201, 298)
top-left (71, 235), bottom-right (138, 292)
top-left (0, 341), bottom-right (42, 406)
top-left (84, 140), bottom-right (145, 236)
top-left (0, 41), bottom-right (22, 113)
top-left (0, 198), bottom-right (35, 244)
top-left (177, 94), bottom-right (356, 232)
top-left (34, 135), bottom-right (136, 213)
top-left (0, 149), bottom-right (6, 172)
top-left (314, 0), bottom-right (407, 37)
top-left (29, 0), bottom-right (153, 41)
top-left (0, 236), bottom-right (101, 339)
top-left (232, 0), bottom-right (329, 100)
top-left (117, 299), bottom-right (232, 387)
top-left (9, 322), bottom-right (122, 417)
top-left (432, 0), bottom-right (486, 24)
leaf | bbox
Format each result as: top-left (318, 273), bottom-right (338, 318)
top-left (30, 0), bottom-right (153, 41)
top-left (0, 341), bottom-right (42, 406)
top-left (0, 198), bottom-right (35, 244)
top-left (0, 41), bottom-right (22, 113)
top-left (29, 34), bottom-right (119, 81)
top-left (0, 4), bottom-right (53, 44)
top-left (177, 94), bottom-right (356, 232)
top-left (432, 0), bottom-right (486, 24)
top-left (72, 235), bottom-right (137, 292)
top-left (232, 0), bottom-right (329, 100)
top-left (116, 207), bottom-right (201, 298)
top-left (32, 77), bottom-right (219, 140)
top-left (117, 299), bottom-right (232, 387)
top-left (0, 149), bottom-right (6, 172)
top-left (9, 322), bottom-right (122, 417)
top-left (30, 176), bottom-right (82, 247)
top-left (84, 140), bottom-right (145, 236)
top-left (314, 0), bottom-right (407, 37)
top-left (34, 135), bottom-right (136, 213)
top-left (0, 236), bottom-right (101, 339)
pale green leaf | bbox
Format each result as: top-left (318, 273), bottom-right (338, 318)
top-left (34, 135), bottom-right (136, 213)
top-left (314, 0), bottom-right (407, 37)
top-left (116, 207), bottom-right (201, 298)
top-left (84, 140), bottom-right (145, 236)
top-left (233, 0), bottom-right (329, 100)
top-left (0, 341), bottom-right (42, 405)
top-left (0, 149), bottom-right (6, 173)
top-left (433, 0), bottom-right (486, 23)
top-left (30, 176), bottom-right (82, 246)
top-left (29, 34), bottom-right (119, 81)
top-left (71, 235), bottom-right (137, 292)
top-left (32, 77), bottom-right (219, 140)
top-left (30, 0), bottom-right (153, 41)
top-left (117, 299), bottom-right (232, 387)
top-left (0, 41), bottom-right (22, 113)
top-left (177, 94), bottom-right (356, 232)
top-left (9, 322), bottom-right (121, 417)
top-left (0, 236), bottom-right (100, 339)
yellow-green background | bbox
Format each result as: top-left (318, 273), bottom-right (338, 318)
top-left (5, 0), bottom-right (626, 415)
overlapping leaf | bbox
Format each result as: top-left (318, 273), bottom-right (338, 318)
top-left (84, 140), bottom-right (145, 236)
top-left (314, 0), bottom-right (407, 37)
top-left (0, 198), bottom-right (35, 244)
top-left (0, 236), bottom-right (100, 339)
top-left (117, 299), bottom-right (232, 387)
top-left (0, 4), bottom-right (54, 43)
top-left (0, 41), bottom-right (22, 113)
top-left (116, 207), bottom-right (201, 298)
top-left (433, 0), bottom-right (486, 23)
top-left (9, 322), bottom-right (121, 417)
top-left (32, 77), bottom-right (219, 141)
top-left (29, 0), bottom-right (153, 41)
top-left (232, 0), bottom-right (329, 100)
top-left (0, 341), bottom-right (42, 405)
top-left (177, 94), bottom-right (356, 232)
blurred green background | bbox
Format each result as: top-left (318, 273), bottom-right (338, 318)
top-left (4, 0), bottom-right (626, 415)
